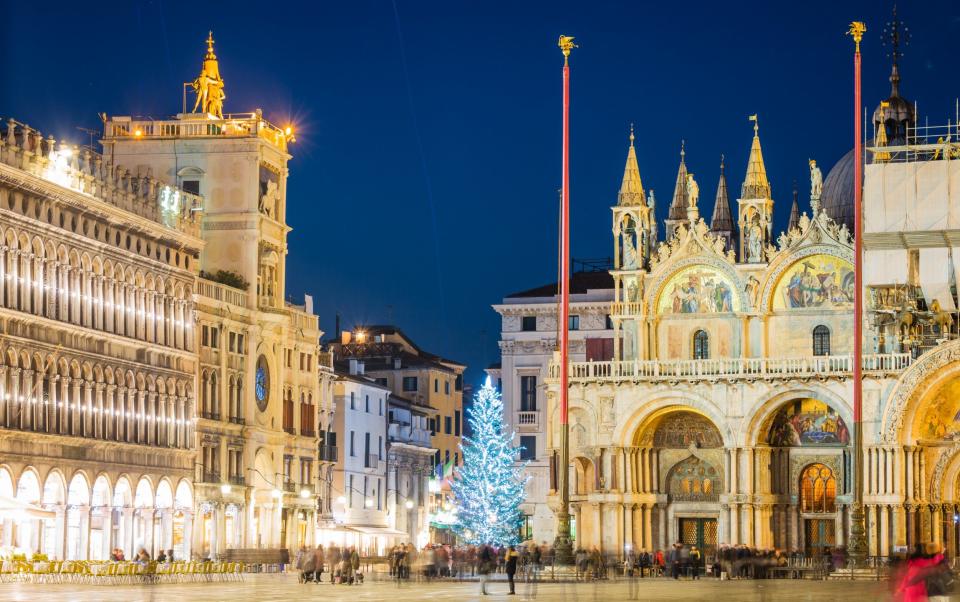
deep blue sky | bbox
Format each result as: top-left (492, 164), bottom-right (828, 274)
top-left (4, 1), bottom-right (960, 385)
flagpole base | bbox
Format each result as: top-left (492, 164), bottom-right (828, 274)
top-left (848, 501), bottom-right (868, 567)
top-left (553, 511), bottom-right (573, 565)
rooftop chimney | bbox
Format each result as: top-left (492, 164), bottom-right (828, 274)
top-left (349, 358), bottom-right (358, 375)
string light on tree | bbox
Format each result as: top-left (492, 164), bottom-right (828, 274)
top-left (452, 377), bottom-right (529, 546)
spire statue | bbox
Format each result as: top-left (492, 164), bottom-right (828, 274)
top-left (809, 159), bottom-right (823, 213)
top-left (191, 31), bottom-right (226, 119)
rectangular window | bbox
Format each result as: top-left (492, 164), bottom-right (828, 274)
top-left (283, 455), bottom-right (292, 481)
top-left (520, 435), bottom-right (536, 461)
top-left (379, 398), bottom-right (383, 416)
top-left (202, 325), bottom-right (209, 347)
top-left (182, 179), bottom-right (200, 195)
top-left (455, 375), bottom-right (463, 391)
top-left (445, 381), bottom-right (450, 395)
top-left (348, 475), bottom-right (354, 507)
top-left (434, 379), bottom-right (438, 393)
top-left (378, 435), bottom-right (383, 460)
top-left (364, 432), bottom-right (371, 465)
top-left (229, 332), bottom-right (236, 352)
top-left (402, 376), bottom-right (418, 392)
top-left (365, 395), bottom-right (370, 413)
top-left (455, 410), bottom-right (461, 436)
top-left (210, 327), bottom-right (219, 348)
top-left (445, 416), bottom-right (452, 434)
top-left (521, 316), bottom-right (537, 331)
top-left (454, 452), bottom-right (459, 466)
top-left (606, 315), bottom-right (614, 330)
top-left (445, 450), bottom-right (450, 465)
top-left (375, 377), bottom-right (388, 387)
top-left (520, 375), bottom-right (537, 412)
top-left (350, 431), bottom-right (355, 456)
top-left (430, 418), bottom-right (437, 436)
top-left (238, 334), bottom-right (244, 354)
top-left (350, 392), bottom-right (355, 410)
top-left (585, 338), bottom-right (615, 362)
top-left (377, 478), bottom-right (382, 510)
top-left (569, 315), bottom-right (580, 330)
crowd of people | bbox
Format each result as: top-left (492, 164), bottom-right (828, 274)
top-left (293, 544), bottom-right (362, 585)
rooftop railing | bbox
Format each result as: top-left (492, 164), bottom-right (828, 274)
top-left (1, 118), bottom-right (202, 238)
top-left (102, 112), bottom-right (292, 153)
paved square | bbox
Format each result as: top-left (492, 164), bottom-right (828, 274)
top-left (0, 574), bottom-right (894, 602)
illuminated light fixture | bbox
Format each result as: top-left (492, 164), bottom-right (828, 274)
top-left (299, 488), bottom-right (311, 499)
top-left (134, 129), bottom-right (143, 138)
top-left (336, 496), bottom-right (346, 505)
top-left (404, 500), bottom-right (414, 510)
top-left (284, 126), bottom-right (292, 136)
top-left (220, 483), bottom-right (231, 495)
top-left (271, 488), bottom-right (282, 499)
top-left (364, 499), bottom-right (373, 508)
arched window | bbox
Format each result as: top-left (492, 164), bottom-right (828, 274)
top-left (693, 330), bottom-right (709, 360)
top-left (800, 463), bottom-right (836, 513)
top-left (813, 325), bottom-right (830, 356)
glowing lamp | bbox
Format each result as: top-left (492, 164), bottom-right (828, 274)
top-left (404, 500), bottom-right (414, 510)
top-left (364, 499), bottom-right (373, 508)
top-left (300, 488), bottom-right (311, 499)
top-left (220, 484), bottom-right (231, 495)
top-left (134, 129), bottom-right (143, 138)
top-left (284, 126), bottom-right (293, 136)
top-left (271, 488), bottom-right (282, 499)
top-left (336, 496), bottom-right (346, 505)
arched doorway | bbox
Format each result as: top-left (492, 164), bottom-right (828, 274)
top-left (112, 477), bottom-right (132, 558)
top-left (89, 475), bottom-right (111, 560)
top-left (65, 473), bottom-right (90, 559)
top-left (133, 478), bottom-right (153, 556)
top-left (173, 480), bottom-right (193, 560)
top-left (155, 480), bottom-right (174, 557)
top-left (799, 463), bottom-right (837, 555)
top-left (41, 471), bottom-right (65, 558)
top-left (633, 409), bottom-right (724, 557)
top-left (760, 397), bottom-right (849, 553)
top-left (16, 470), bottom-right (42, 556)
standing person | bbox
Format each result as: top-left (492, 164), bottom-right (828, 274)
top-left (690, 546), bottom-right (701, 580)
top-left (300, 545), bottom-right (316, 583)
top-left (505, 545), bottom-right (519, 595)
top-left (350, 546), bottom-right (360, 584)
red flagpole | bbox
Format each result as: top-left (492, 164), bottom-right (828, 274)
top-left (848, 20), bottom-right (868, 563)
top-left (554, 35), bottom-right (576, 564)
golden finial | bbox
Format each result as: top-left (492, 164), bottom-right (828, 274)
top-left (629, 123), bottom-right (635, 145)
top-left (206, 30), bottom-right (216, 58)
top-left (558, 35), bottom-right (577, 62)
top-left (749, 114), bottom-right (759, 136)
top-left (848, 21), bottom-right (867, 52)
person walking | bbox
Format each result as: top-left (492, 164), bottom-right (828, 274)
top-left (314, 544), bottom-right (325, 583)
top-left (479, 544), bottom-right (494, 596)
top-left (690, 546), bottom-right (701, 580)
top-left (505, 545), bottom-right (519, 595)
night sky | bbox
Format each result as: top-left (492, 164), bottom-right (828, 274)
top-left (3, 1), bottom-right (960, 385)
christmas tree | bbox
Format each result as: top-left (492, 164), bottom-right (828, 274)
top-left (452, 376), bottom-right (529, 546)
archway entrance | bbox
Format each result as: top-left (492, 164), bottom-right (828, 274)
top-left (633, 409), bottom-right (724, 558)
top-left (799, 463), bottom-right (837, 555)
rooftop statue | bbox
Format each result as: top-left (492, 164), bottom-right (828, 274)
top-left (191, 31), bottom-right (226, 119)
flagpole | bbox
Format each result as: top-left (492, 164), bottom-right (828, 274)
top-left (554, 34), bottom-right (576, 565)
top-left (847, 20), bottom-right (868, 567)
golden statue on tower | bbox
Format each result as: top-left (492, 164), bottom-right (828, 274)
top-left (191, 31), bottom-right (225, 118)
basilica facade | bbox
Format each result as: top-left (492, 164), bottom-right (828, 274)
top-left (541, 50), bottom-right (960, 560)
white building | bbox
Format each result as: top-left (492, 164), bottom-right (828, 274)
top-left (386, 392), bottom-right (436, 547)
top-left (490, 269), bottom-right (614, 544)
top-left (320, 362), bottom-right (399, 554)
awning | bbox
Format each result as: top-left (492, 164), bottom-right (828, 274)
top-left (345, 525), bottom-right (409, 537)
top-left (0, 495), bottom-right (56, 520)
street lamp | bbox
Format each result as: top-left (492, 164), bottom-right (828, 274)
top-left (271, 488), bottom-right (282, 499)
top-left (336, 496), bottom-right (346, 505)
top-left (405, 500), bottom-right (414, 510)
top-left (299, 488), bottom-right (311, 499)
top-left (220, 483), bottom-right (232, 495)
top-left (364, 499), bottom-right (373, 508)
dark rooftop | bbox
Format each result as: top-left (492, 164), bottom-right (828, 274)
top-left (505, 270), bottom-right (614, 299)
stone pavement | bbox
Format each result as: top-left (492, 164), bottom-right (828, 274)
top-left (0, 572), bottom-right (895, 602)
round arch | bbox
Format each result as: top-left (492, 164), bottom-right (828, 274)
top-left (155, 479), bottom-right (174, 509)
top-left (91, 474), bottom-right (111, 507)
top-left (16, 469), bottom-right (41, 504)
top-left (42, 470), bottom-right (66, 505)
top-left (113, 476), bottom-right (133, 507)
top-left (741, 387), bottom-right (853, 447)
top-left (174, 479), bottom-right (193, 510)
top-left (613, 392), bottom-right (732, 448)
top-left (881, 340), bottom-right (960, 444)
top-left (67, 473), bottom-right (90, 505)
top-left (134, 477), bottom-right (153, 508)
top-left (0, 465), bottom-right (14, 498)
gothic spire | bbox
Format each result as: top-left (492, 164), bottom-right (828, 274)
top-left (666, 141), bottom-right (689, 228)
top-left (788, 182), bottom-right (800, 232)
top-left (709, 155), bottom-right (736, 254)
top-left (741, 116), bottom-right (771, 200)
top-left (618, 124), bottom-right (645, 206)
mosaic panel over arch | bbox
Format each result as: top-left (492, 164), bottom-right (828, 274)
top-left (772, 254), bottom-right (854, 310)
top-left (914, 377), bottom-right (960, 442)
top-left (668, 456), bottom-right (720, 502)
top-left (765, 398), bottom-right (850, 446)
top-left (651, 412), bottom-right (723, 449)
top-left (656, 265), bottom-right (738, 315)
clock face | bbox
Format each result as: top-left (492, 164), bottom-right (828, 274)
top-left (255, 356), bottom-right (269, 412)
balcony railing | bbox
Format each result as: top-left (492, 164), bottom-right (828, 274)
top-left (301, 428), bottom-right (317, 438)
top-left (387, 423), bottom-right (432, 446)
top-left (201, 472), bottom-right (221, 484)
top-left (229, 475), bottom-right (246, 486)
top-left (517, 411), bottom-right (539, 428)
top-left (610, 301), bottom-right (643, 316)
top-left (201, 411), bottom-right (221, 421)
top-left (283, 426), bottom-right (296, 435)
top-left (103, 112), bottom-right (291, 153)
top-left (282, 481), bottom-right (298, 493)
top-left (549, 353), bottom-right (913, 384)
top-left (229, 416), bottom-right (246, 426)
top-left (318, 446), bottom-right (338, 462)
top-left (197, 278), bottom-right (249, 309)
